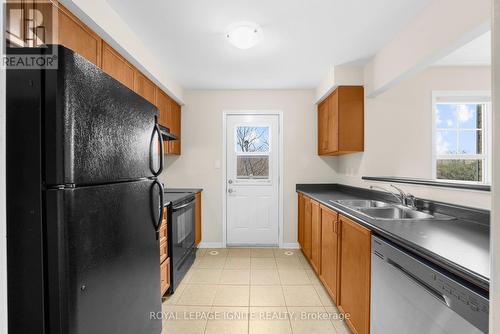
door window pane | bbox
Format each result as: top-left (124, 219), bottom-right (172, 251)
top-left (236, 127), bottom-right (269, 153)
top-left (237, 156), bottom-right (269, 179)
top-left (436, 159), bottom-right (483, 182)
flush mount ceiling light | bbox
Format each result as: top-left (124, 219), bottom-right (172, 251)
top-left (225, 22), bottom-right (262, 49)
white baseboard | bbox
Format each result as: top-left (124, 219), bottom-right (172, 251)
top-left (197, 242), bottom-right (224, 249)
top-left (282, 242), bottom-right (300, 249)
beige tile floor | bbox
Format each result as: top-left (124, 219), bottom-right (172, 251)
top-left (161, 248), bottom-right (351, 334)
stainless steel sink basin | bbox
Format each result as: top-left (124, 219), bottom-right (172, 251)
top-left (357, 206), bottom-right (456, 221)
top-left (357, 207), bottom-right (433, 220)
top-left (333, 199), bottom-right (391, 208)
top-left (332, 199), bottom-right (456, 221)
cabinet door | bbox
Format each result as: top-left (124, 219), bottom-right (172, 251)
top-left (101, 42), bottom-right (134, 90)
top-left (133, 71), bottom-right (156, 105)
top-left (56, 4), bottom-right (102, 67)
top-left (6, 0), bottom-right (27, 46)
top-left (317, 97), bottom-right (329, 155)
top-left (310, 200), bottom-right (321, 273)
top-left (168, 101), bottom-right (181, 155)
top-left (320, 205), bottom-right (339, 302)
top-left (160, 258), bottom-right (170, 296)
top-left (195, 192), bottom-right (202, 245)
top-left (297, 193), bottom-right (304, 249)
top-left (339, 215), bottom-right (371, 334)
top-left (327, 89), bottom-right (339, 152)
top-left (156, 89), bottom-right (172, 154)
top-left (303, 197), bottom-right (312, 259)
top-left (155, 88), bottom-right (172, 130)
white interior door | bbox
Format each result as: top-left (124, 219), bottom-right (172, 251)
top-left (225, 114), bottom-right (279, 246)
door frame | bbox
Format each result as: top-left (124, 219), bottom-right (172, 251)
top-left (221, 110), bottom-right (284, 248)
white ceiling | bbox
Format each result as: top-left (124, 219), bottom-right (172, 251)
top-left (434, 31), bottom-right (491, 67)
top-left (107, 0), bottom-right (431, 90)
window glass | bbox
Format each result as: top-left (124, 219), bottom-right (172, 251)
top-left (436, 159), bottom-right (483, 182)
top-left (235, 127), bottom-right (269, 153)
top-left (237, 156), bottom-right (269, 179)
top-left (434, 97), bottom-right (490, 184)
top-left (436, 130), bottom-right (457, 155)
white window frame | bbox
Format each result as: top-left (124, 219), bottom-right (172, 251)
top-left (431, 91), bottom-right (492, 184)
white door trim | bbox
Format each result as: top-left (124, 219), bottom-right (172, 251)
top-left (222, 110), bottom-right (284, 248)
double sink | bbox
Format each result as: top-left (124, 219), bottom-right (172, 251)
top-left (332, 199), bottom-right (456, 221)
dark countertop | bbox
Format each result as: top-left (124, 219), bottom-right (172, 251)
top-left (297, 184), bottom-right (490, 291)
top-left (163, 188), bottom-right (203, 207)
top-left (164, 188), bottom-right (203, 193)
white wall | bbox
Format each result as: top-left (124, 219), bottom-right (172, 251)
top-left (365, 0), bottom-right (490, 97)
top-left (160, 90), bottom-right (338, 246)
top-left (336, 66), bottom-right (492, 210)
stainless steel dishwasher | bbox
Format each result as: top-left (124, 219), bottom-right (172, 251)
top-left (371, 235), bottom-right (489, 334)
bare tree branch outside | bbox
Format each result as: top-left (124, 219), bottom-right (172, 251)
top-left (236, 127), bottom-right (269, 178)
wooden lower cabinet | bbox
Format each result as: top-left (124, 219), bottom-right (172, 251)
top-left (297, 194), bottom-right (304, 248)
top-left (319, 205), bottom-right (339, 302)
top-left (303, 196), bottom-right (312, 259)
top-left (297, 193), bottom-right (372, 334)
top-left (160, 207), bottom-right (170, 296)
top-left (338, 215), bottom-right (371, 334)
top-left (160, 259), bottom-right (170, 296)
top-left (195, 192), bottom-right (202, 245)
top-left (310, 200), bottom-right (321, 273)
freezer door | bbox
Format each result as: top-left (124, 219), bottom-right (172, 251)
top-left (45, 180), bottom-right (163, 334)
top-left (43, 46), bottom-right (162, 185)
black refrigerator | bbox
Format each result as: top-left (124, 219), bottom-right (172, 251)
top-left (7, 46), bottom-right (165, 334)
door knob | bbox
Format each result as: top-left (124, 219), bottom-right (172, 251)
top-left (228, 179), bottom-right (233, 184)
top-left (228, 188), bottom-right (234, 193)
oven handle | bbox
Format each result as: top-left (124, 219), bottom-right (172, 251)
top-left (172, 200), bottom-right (195, 211)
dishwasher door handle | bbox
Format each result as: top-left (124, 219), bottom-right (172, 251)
top-left (386, 259), bottom-right (450, 307)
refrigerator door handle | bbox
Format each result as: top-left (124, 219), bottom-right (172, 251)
top-left (150, 121), bottom-right (164, 176)
top-left (153, 179), bottom-right (165, 239)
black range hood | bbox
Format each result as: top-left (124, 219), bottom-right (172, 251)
top-left (158, 124), bottom-right (177, 141)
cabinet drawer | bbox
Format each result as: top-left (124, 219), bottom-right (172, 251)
top-left (160, 239), bottom-right (168, 263)
top-left (160, 258), bottom-right (170, 296)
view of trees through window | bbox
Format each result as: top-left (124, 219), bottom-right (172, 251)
top-left (435, 102), bottom-right (488, 183)
top-left (236, 126), bottom-right (269, 179)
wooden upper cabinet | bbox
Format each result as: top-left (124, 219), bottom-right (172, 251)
top-left (317, 86), bottom-right (364, 156)
top-left (310, 200), bottom-right (321, 273)
top-left (338, 215), bottom-right (371, 334)
top-left (5, 0), bottom-right (27, 47)
top-left (55, 3), bottom-right (102, 67)
top-left (168, 101), bottom-right (181, 155)
top-left (156, 88), bottom-right (172, 129)
top-left (297, 194), bottom-right (305, 249)
top-left (195, 192), bottom-right (202, 245)
top-left (319, 205), bottom-right (339, 303)
top-left (101, 42), bottom-right (134, 90)
top-left (134, 71), bottom-right (156, 105)
top-left (303, 196), bottom-right (312, 259)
